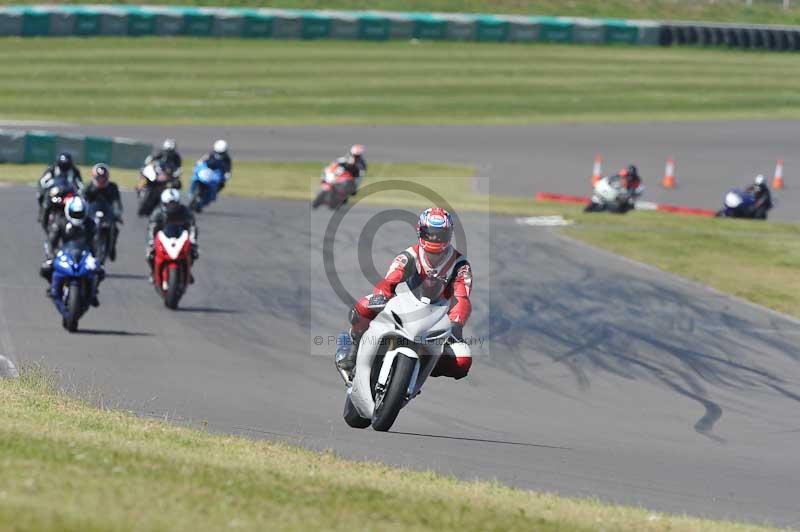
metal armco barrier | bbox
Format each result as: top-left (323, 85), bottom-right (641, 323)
top-left (0, 5), bottom-right (797, 52)
top-left (0, 129), bottom-right (151, 169)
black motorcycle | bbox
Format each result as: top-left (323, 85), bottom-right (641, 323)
top-left (137, 162), bottom-right (181, 217)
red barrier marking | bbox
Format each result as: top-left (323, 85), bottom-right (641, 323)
top-left (535, 192), bottom-right (716, 218)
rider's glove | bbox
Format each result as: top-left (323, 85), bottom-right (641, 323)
top-left (366, 294), bottom-right (388, 310)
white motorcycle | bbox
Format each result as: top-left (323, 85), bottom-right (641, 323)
top-left (584, 175), bottom-right (641, 213)
top-left (336, 282), bottom-right (471, 432)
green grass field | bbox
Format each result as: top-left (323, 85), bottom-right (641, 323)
top-left (3, 0), bottom-right (800, 25)
top-left (3, 39), bottom-right (800, 125)
top-left (0, 370), bottom-right (778, 532)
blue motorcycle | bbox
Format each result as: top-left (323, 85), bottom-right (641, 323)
top-left (716, 188), bottom-right (758, 219)
top-left (50, 241), bottom-right (100, 332)
top-left (189, 160), bottom-right (225, 213)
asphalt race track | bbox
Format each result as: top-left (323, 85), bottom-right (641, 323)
top-left (2, 184), bottom-right (800, 527)
top-left (6, 120), bottom-right (800, 220)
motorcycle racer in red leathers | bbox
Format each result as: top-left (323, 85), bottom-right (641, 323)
top-left (336, 207), bottom-right (473, 380)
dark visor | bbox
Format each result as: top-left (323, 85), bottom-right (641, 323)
top-left (420, 225), bottom-right (452, 243)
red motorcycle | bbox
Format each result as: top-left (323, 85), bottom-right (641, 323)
top-left (312, 163), bottom-right (355, 210)
top-left (153, 224), bottom-right (193, 309)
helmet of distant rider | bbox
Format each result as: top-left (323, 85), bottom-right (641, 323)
top-left (64, 197), bottom-right (87, 226)
top-left (754, 174), bottom-right (766, 187)
top-left (213, 139), bottom-right (228, 155)
top-left (162, 138), bottom-right (177, 152)
top-left (417, 207), bottom-right (454, 254)
top-left (350, 144), bottom-right (365, 158)
top-left (160, 188), bottom-right (181, 213)
top-left (626, 165), bottom-right (639, 179)
top-left (57, 152), bottom-right (73, 172)
top-left (92, 163), bottom-right (110, 188)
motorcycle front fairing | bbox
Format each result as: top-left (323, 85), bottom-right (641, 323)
top-left (349, 283), bottom-right (452, 419)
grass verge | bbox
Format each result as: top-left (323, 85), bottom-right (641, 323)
top-left (3, 39), bottom-right (800, 125)
top-left (3, 0), bottom-right (800, 26)
top-left (5, 162), bottom-right (800, 318)
top-left (0, 369), bottom-right (777, 532)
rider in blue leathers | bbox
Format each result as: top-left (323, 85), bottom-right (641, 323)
top-left (41, 197), bottom-right (104, 311)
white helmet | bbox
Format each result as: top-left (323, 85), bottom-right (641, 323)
top-left (163, 138), bottom-right (176, 151)
top-left (160, 188), bottom-right (181, 206)
top-left (754, 174), bottom-right (766, 186)
top-left (65, 197), bottom-right (87, 226)
top-left (213, 139), bottom-right (228, 154)
top-left (350, 144), bottom-right (365, 157)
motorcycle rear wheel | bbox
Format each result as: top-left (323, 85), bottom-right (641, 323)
top-left (371, 354), bottom-right (416, 432)
top-left (164, 267), bottom-right (182, 310)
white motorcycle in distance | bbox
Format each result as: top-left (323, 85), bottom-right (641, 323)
top-left (584, 175), bottom-right (642, 214)
top-left (336, 282), bottom-right (471, 432)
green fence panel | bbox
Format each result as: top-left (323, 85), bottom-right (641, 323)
top-left (382, 12), bottom-right (414, 40)
top-left (47, 9), bottom-right (76, 36)
top-left (212, 10), bottom-right (244, 37)
top-left (21, 8), bottom-right (50, 36)
top-left (506, 16), bottom-right (540, 42)
top-left (270, 10), bottom-right (301, 39)
top-left (0, 130), bottom-right (26, 164)
top-left (0, 10), bottom-right (22, 36)
top-left (149, 8), bottom-right (182, 36)
top-left (637, 21), bottom-right (662, 45)
top-left (182, 8), bottom-right (215, 36)
top-left (301, 12), bottom-right (331, 39)
top-left (573, 18), bottom-right (604, 44)
top-left (97, 7), bottom-right (128, 36)
top-left (74, 9), bottom-right (102, 36)
top-left (605, 20), bottom-right (639, 44)
top-left (84, 136), bottom-right (114, 165)
top-left (412, 14), bottom-right (447, 40)
top-left (242, 11), bottom-right (272, 38)
top-left (539, 17), bottom-right (574, 43)
top-left (126, 8), bottom-right (156, 36)
top-left (110, 139), bottom-right (151, 169)
top-left (444, 15), bottom-right (476, 41)
top-left (24, 132), bottom-right (57, 164)
top-left (476, 16), bottom-right (510, 42)
top-left (357, 14), bottom-right (390, 40)
top-left (56, 135), bottom-right (85, 165)
top-left (328, 13), bottom-right (359, 39)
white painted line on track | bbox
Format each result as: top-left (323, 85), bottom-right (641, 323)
top-left (516, 216), bottom-right (573, 227)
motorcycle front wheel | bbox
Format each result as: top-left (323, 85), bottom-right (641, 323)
top-left (371, 354), bottom-right (416, 432)
top-left (164, 267), bottom-right (182, 310)
top-left (64, 282), bottom-right (81, 332)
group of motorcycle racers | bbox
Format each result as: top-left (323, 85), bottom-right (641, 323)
top-left (36, 138), bottom-right (231, 327)
top-left (35, 137), bottom-right (779, 428)
top-left (585, 164), bottom-right (774, 219)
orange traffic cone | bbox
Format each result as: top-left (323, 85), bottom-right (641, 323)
top-left (773, 160), bottom-right (785, 189)
top-left (591, 153), bottom-right (602, 186)
top-left (662, 156), bottom-right (676, 189)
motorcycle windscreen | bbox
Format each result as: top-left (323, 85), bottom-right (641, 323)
top-left (409, 276), bottom-right (447, 304)
top-left (162, 224), bottom-right (185, 239)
